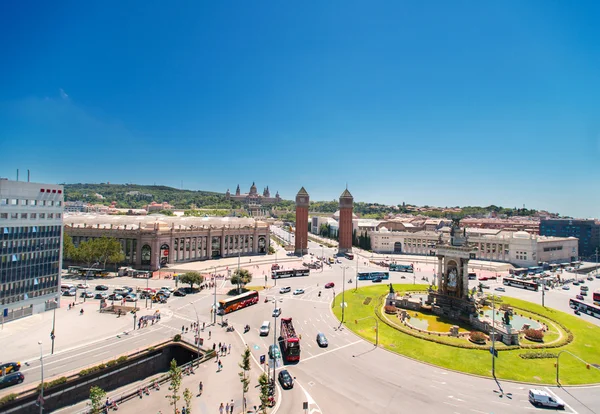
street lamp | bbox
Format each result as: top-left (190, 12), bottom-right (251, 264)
top-left (38, 341), bottom-right (44, 414)
top-left (212, 266), bottom-right (217, 324)
top-left (83, 262), bottom-right (99, 303)
top-left (50, 296), bottom-right (57, 355)
top-left (265, 295), bottom-right (281, 385)
top-left (340, 266), bottom-right (349, 325)
top-left (190, 303), bottom-right (201, 360)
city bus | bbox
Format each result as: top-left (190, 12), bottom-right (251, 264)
top-left (509, 268), bottom-right (528, 277)
top-left (593, 290), bottom-right (600, 306)
top-left (271, 268), bottom-right (310, 279)
top-left (389, 263), bottom-right (413, 273)
top-left (357, 271), bottom-right (390, 281)
top-left (503, 277), bottom-right (539, 291)
top-left (569, 298), bottom-right (600, 319)
top-left (344, 252), bottom-right (354, 260)
top-left (217, 290), bottom-right (259, 315)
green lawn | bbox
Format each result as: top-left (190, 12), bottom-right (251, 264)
top-left (333, 284), bottom-right (600, 385)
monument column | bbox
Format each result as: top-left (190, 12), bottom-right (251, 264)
top-left (437, 256), bottom-right (443, 288)
top-left (462, 258), bottom-right (469, 297)
top-left (338, 188), bottom-right (354, 254)
top-left (295, 187), bottom-right (310, 255)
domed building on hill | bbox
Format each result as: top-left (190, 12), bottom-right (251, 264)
top-left (225, 182), bottom-right (281, 216)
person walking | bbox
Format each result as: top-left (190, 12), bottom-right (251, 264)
top-left (230, 400), bottom-right (234, 413)
top-left (209, 330), bottom-right (211, 339)
top-left (219, 403), bottom-right (224, 414)
top-left (198, 381), bottom-right (203, 396)
top-left (225, 402), bottom-right (229, 413)
top-left (228, 344), bottom-right (231, 354)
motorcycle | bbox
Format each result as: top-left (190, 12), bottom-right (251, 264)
top-left (348, 279), bottom-right (352, 284)
top-left (226, 326), bottom-right (235, 332)
top-left (243, 325), bottom-right (250, 333)
top-left (318, 291), bottom-right (321, 297)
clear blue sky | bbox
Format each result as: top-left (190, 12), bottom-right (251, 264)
top-left (1, 1), bottom-right (599, 217)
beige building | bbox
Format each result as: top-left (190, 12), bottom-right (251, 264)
top-left (64, 213), bottom-right (270, 270)
top-left (370, 227), bottom-right (578, 267)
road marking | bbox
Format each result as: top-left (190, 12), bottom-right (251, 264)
top-left (301, 340), bottom-right (361, 363)
top-left (443, 402), bottom-right (460, 408)
top-left (469, 409), bottom-right (487, 414)
top-left (544, 387), bottom-right (579, 414)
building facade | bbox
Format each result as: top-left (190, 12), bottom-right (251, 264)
top-left (539, 218), bottom-right (600, 259)
top-left (0, 179), bottom-right (64, 321)
top-left (295, 187), bottom-right (309, 255)
top-left (370, 227), bottom-right (578, 267)
top-left (64, 214), bottom-right (270, 270)
top-left (338, 189), bottom-right (354, 254)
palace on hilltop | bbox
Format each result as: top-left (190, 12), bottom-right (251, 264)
top-left (226, 182), bottom-right (281, 216)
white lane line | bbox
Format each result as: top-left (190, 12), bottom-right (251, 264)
top-left (301, 340), bottom-right (361, 363)
top-left (544, 387), bottom-right (579, 414)
top-left (469, 409), bottom-right (487, 414)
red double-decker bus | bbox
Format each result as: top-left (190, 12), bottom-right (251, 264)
top-left (280, 317), bottom-right (301, 362)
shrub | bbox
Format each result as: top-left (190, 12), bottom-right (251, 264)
top-left (363, 297), bottom-right (372, 305)
top-left (37, 376), bottom-right (68, 391)
top-left (106, 359), bottom-right (117, 367)
top-left (469, 331), bottom-right (487, 344)
top-left (0, 394), bottom-right (17, 407)
top-left (117, 356), bottom-right (128, 363)
top-left (519, 352), bottom-right (557, 359)
top-left (523, 328), bottom-right (544, 342)
top-left (384, 305), bottom-right (397, 314)
top-left (174, 334), bottom-right (182, 342)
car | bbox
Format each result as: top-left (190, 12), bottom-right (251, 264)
top-left (272, 308), bottom-right (282, 317)
top-left (158, 290), bottom-right (171, 298)
top-left (95, 285), bottom-right (109, 291)
top-left (108, 293), bottom-right (123, 301)
top-left (0, 372), bottom-right (24, 389)
top-left (494, 287), bottom-right (505, 292)
top-left (0, 362), bottom-right (21, 375)
top-left (94, 292), bottom-right (108, 300)
top-left (160, 286), bottom-right (174, 293)
top-left (562, 285), bottom-right (570, 290)
top-left (80, 291), bottom-right (94, 298)
top-left (478, 276), bottom-right (489, 281)
top-left (480, 284), bottom-right (490, 289)
top-left (62, 289), bottom-right (76, 296)
top-left (122, 286), bottom-right (134, 293)
top-left (528, 389), bottom-right (565, 409)
top-left (278, 369), bottom-right (294, 389)
top-left (293, 289), bottom-right (304, 295)
top-left (279, 286), bottom-right (291, 294)
top-left (316, 333), bottom-right (328, 347)
top-left (76, 283), bottom-right (89, 289)
top-left (173, 289), bottom-right (187, 297)
top-left (573, 281), bottom-right (580, 286)
top-left (372, 278), bottom-right (383, 283)
top-left (587, 276), bottom-right (594, 281)
top-left (576, 294), bottom-right (584, 300)
top-left (125, 293), bottom-right (138, 302)
top-left (325, 282), bottom-right (335, 289)
top-left (581, 291), bottom-right (588, 296)
top-left (268, 344), bottom-right (281, 359)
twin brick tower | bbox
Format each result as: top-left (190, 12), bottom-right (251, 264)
top-left (294, 187), bottom-right (354, 255)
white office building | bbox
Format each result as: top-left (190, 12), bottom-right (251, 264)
top-left (0, 179), bottom-right (64, 321)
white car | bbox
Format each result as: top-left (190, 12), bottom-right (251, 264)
top-left (562, 285), bottom-right (570, 290)
top-left (160, 286), bottom-right (174, 293)
top-left (528, 389), bottom-right (565, 409)
top-left (125, 294), bottom-right (138, 302)
top-left (494, 287), bottom-right (505, 292)
top-left (80, 291), bottom-right (94, 298)
top-left (272, 308), bottom-right (282, 317)
top-left (279, 286), bottom-right (291, 294)
top-left (293, 289), bottom-right (305, 295)
top-left (63, 289), bottom-right (76, 297)
top-left (76, 283), bottom-right (89, 289)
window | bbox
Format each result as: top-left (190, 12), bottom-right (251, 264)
top-left (39, 213), bottom-right (45, 219)
top-left (20, 200), bottom-right (27, 206)
top-left (56, 213), bottom-right (61, 218)
top-left (11, 213), bottom-right (18, 219)
top-left (57, 201), bottom-right (62, 206)
top-left (9, 199), bottom-right (18, 205)
top-left (48, 201), bottom-right (54, 206)
top-left (30, 213), bottom-right (36, 219)
top-left (21, 213), bottom-right (27, 219)
top-left (48, 213), bottom-right (53, 219)
top-left (0, 213), bottom-right (7, 219)
top-left (0, 199), bottom-right (8, 205)
top-left (30, 200), bottom-right (37, 206)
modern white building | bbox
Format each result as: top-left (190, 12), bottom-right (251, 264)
top-left (370, 227), bottom-right (578, 267)
top-left (0, 179), bottom-right (64, 321)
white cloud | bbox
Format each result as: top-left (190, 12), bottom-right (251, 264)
top-left (59, 88), bottom-right (69, 100)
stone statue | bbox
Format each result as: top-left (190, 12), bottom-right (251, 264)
top-left (447, 268), bottom-right (458, 288)
top-left (389, 283), bottom-right (395, 294)
top-left (503, 310), bottom-right (511, 325)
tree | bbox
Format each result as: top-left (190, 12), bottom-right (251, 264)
top-left (268, 245), bottom-right (276, 255)
top-left (239, 346), bottom-right (251, 412)
top-left (179, 271), bottom-right (204, 290)
top-left (183, 388), bottom-right (193, 414)
top-left (165, 359), bottom-right (182, 413)
top-left (89, 385), bottom-right (106, 414)
top-left (231, 268), bottom-right (253, 293)
top-left (73, 239), bottom-right (100, 269)
top-left (109, 251), bottom-right (126, 271)
top-left (95, 237), bottom-right (125, 270)
top-left (63, 233), bottom-right (76, 260)
top-left (258, 372), bottom-right (270, 414)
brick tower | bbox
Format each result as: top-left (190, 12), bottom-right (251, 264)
top-left (295, 187), bottom-right (309, 255)
top-left (338, 187), bottom-right (354, 254)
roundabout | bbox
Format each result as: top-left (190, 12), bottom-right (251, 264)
top-left (332, 283), bottom-right (600, 385)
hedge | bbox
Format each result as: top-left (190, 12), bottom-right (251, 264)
top-left (519, 352), bottom-right (558, 359)
top-left (0, 394), bottom-right (17, 407)
top-left (37, 376), bottom-right (68, 391)
top-left (79, 356), bottom-right (128, 377)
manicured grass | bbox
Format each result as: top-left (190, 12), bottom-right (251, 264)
top-left (333, 284), bottom-right (600, 385)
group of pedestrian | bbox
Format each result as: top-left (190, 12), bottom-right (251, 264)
top-left (219, 400), bottom-right (235, 414)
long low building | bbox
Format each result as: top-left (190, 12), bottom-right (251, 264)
top-left (370, 227), bottom-right (578, 267)
top-left (64, 214), bottom-right (271, 269)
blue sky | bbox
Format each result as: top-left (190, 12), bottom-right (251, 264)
top-left (1, 1), bottom-right (599, 217)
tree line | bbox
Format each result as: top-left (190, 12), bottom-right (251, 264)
top-left (63, 234), bottom-right (125, 269)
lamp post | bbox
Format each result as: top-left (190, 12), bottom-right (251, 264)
top-left (265, 295), bottom-right (281, 385)
top-left (83, 262), bottom-right (99, 303)
top-left (212, 266), bottom-right (217, 324)
top-left (354, 316), bottom-right (379, 347)
top-left (355, 254), bottom-right (359, 292)
top-left (341, 266), bottom-right (348, 325)
top-left (491, 294), bottom-right (497, 379)
top-left (38, 341), bottom-right (44, 414)
top-left (190, 303), bottom-right (201, 359)
top-left (50, 297), bottom-right (57, 354)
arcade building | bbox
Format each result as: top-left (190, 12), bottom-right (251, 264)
top-left (64, 213), bottom-right (271, 270)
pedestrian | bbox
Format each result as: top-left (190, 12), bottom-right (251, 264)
top-left (182, 325), bottom-right (185, 334)
top-left (219, 403), bottom-right (224, 414)
top-left (219, 342), bottom-right (221, 350)
top-left (212, 343), bottom-right (216, 351)
top-left (202, 322), bottom-right (205, 330)
top-left (198, 381), bottom-right (203, 395)
top-left (228, 344), bottom-right (231, 354)
top-left (225, 402), bottom-right (229, 413)
top-left (209, 330), bottom-right (211, 339)
top-left (230, 400), bottom-right (234, 413)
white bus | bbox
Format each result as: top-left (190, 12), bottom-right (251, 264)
top-left (503, 277), bottom-right (539, 291)
top-left (271, 268), bottom-right (310, 279)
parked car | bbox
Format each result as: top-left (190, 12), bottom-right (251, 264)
top-left (528, 389), bottom-right (565, 409)
top-left (279, 286), bottom-right (291, 294)
top-left (125, 294), bottom-right (138, 302)
top-left (587, 276), bottom-right (594, 281)
top-left (268, 344), bottom-right (281, 359)
top-left (562, 285), bottom-right (570, 290)
top-left (494, 287), bottom-right (505, 292)
top-left (94, 292), bottom-right (108, 300)
top-left (0, 372), bottom-right (24, 389)
top-left (158, 290), bottom-right (171, 298)
top-left (278, 369), bottom-right (294, 389)
top-left (122, 286), bottom-right (134, 293)
top-left (480, 284), bottom-right (490, 289)
top-left (76, 283), bottom-right (89, 289)
top-left (160, 286), bottom-right (174, 293)
top-left (325, 282), bottom-right (335, 289)
top-left (293, 289), bottom-right (304, 295)
top-left (80, 291), bottom-right (94, 298)
top-left (108, 293), bottom-right (123, 301)
top-left (581, 291), bottom-right (588, 296)
top-left (95, 285), bottom-right (109, 291)
top-left (62, 289), bottom-right (76, 297)
top-left (0, 362), bottom-right (21, 374)
top-left (272, 308), bottom-right (282, 317)
top-left (173, 289), bottom-right (187, 297)
top-left (316, 333), bottom-right (328, 347)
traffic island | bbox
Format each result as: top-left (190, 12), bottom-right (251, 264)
top-left (332, 284), bottom-right (600, 385)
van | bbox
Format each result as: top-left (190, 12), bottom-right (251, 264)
top-left (528, 389), bottom-right (565, 409)
top-left (259, 321), bottom-right (271, 336)
top-left (61, 284), bottom-right (74, 292)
